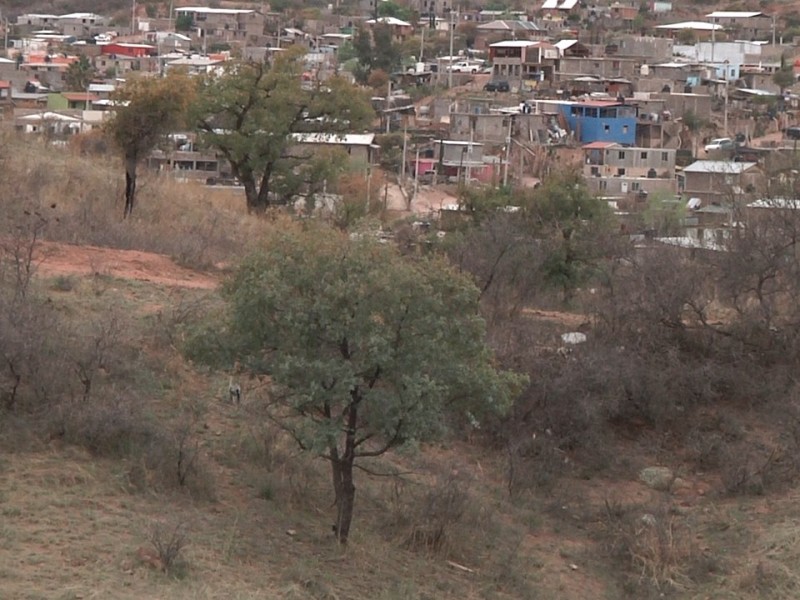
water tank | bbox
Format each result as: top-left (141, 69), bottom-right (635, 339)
top-left (640, 64), bottom-right (650, 76)
top-left (647, 168), bottom-right (657, 178)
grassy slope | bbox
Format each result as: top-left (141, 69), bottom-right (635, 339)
top-left (2, 138), bottom-right (800, 599)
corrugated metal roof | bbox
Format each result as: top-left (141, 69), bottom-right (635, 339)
top-left (683, 160), bottom-right (756, 173)
top-left (706, 11), bottom-right (762, 19)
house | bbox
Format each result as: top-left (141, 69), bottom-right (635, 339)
top-left (430, 140), bottom-right (496, 184)
top-left (365, 17), bottom-right (413, 41)
top-left (290, 133), bottom-right (377, 165)
top-left (705, 11), bottom-right (773, 41)
top-left (148, 134), bottom-right (223, 182)
top-left (14, 110), bottom-right (86, 136)
top-left (100, 43), bottom-right (156, 58)
top-left (583, 141), bottom-right (677, 198)
top-left (165, 54), bottom-right (226, 75)
top-left (608, 35), bottom-right (673, 62)
top-left (16, 14), bottom-right (59, 29)
top-left (608, 3), bottom-right (639, 29)
top-left (48, 92), bottom-right (99, 110)
top-left (489, 40), bottom-right (558, 84)
top-left (474, 20), bottom-right (544, 50)
top-left (558, 56), bottom-right (638, 80)
top-left (559, 100), bottom-right (638, 145)
top-left (57, 13), bottom-right (109, 38)
top-left (681, 160), bottom-right (760, 204)
top-left (174, 7), bottom-right (266, 47)
top-left (554, 40), bottom-right (590, 58)
top-left (655, 21), bottom-right (723, 40)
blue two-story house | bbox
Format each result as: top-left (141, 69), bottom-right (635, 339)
top-left (559, 100), bottom-right (637, 145)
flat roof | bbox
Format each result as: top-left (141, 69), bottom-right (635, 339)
top-left (748, 198), bottom-right (800, 209)
top-left (656, 21), bottom-right (723, 31)
top-left (582, 141), bottom-right (620, 149)
top-left (683, 160), bottom-right (756, 174)
top-left (291, 133), bottom-right (376, 146)
top-left (175, 7), bottom-right (255, 14)
top-left (706, 11), bottom-right (762, 19)
top-left (490, 40), bottom-right (538, 48)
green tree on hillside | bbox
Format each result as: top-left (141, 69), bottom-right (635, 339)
top-left (187, 225), bottom-right (523, 544)
top-left (105, 74), bottom-right (195, 217)
top-left (194, 48), bottom-right (374, 214)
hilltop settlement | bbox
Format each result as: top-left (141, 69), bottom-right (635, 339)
top-left (1, 1), bottom-right (800, 237)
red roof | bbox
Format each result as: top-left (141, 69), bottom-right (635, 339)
top-left (0, 80), bottom-right (10, 89)
top-left (582, 141), bottom-right (619, 149)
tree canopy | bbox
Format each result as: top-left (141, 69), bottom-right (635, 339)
top-left (64, 55), bottom-right (96, 92)
top-left (194, 49), bottom-right (374, 214)
top-left (188, 224), bottom-right (523, 543)
top-left (105, 74), bottom-right (195, 217)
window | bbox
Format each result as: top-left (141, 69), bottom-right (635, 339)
top-left (618, 168), bottom-right (626, 176)
top-left (631, 182), bottom-right (640, 191)
top-left (604, 124), bottom-right (610, 132)
top-left (600, 180), bottom-right (607, 190)
top-left (661, 151), bottom-right (668, 162)
top-left (618, 151), bottom-right (626, 159)
top-left (640, 152), bottom-right (648, 159)
top-left (623, 125), bottom-right (629, 134)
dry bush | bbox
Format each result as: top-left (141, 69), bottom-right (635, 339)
top-left (147, 519), bottom-right (190, 576)
top-left (599, 500), bottom-right (711, 595)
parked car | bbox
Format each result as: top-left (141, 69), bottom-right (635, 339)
top-left (704, 137), bottom-right (735, 152)
top-left (483, 80), bottom-right (510, 92)
top-left (447, 61), bottom-right (481, 73)
top-left (786, 126), bottom-right (800, 140)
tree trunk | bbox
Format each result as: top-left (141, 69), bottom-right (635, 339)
top-left (124, 156), bottom-right (137, 218)
top-left (330, 452), bottom-right (356, 545)
top-left (331, 399), bottom-right (359, 545)
top-left (239, 166), bottom-right (272, 215)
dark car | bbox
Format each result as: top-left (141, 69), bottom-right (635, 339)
top-left (483, 80), bottom-right (510, 92)
top-left (786, 126), bottom-right (800, 140)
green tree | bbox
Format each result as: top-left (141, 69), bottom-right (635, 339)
top-left (194, 48), bottom-right (374, 214)
top-left (64, 55), bottom-right (96, 92)
top-left (773, 67), bottom-right (796, 95)
top-left (188, 225), bottom-right (523, 544)
top-left (175, 13), bottom-right (194, 32)
top-left (522, 171), bottom-right (611, 299)
top-left (106, 74), bottom-right (194, 217)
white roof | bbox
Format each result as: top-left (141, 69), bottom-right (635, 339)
top-left (656, 21), bottom-right (723, 31)
top-left (747, 198), bottom-right (800, 209)
top-left (542, 0), bottom-right (559, 7)
top-left (58, 13), bottom-right (103, 19)
top-left (559, 0), bottom-right (579, 8)
top-left (490, 40), bottom-right (538, 48)
top-left (366, 16), bottom-right (412, 27)
top-left (683, 160), bottom-right (756, 174)
top-left (19, 112), bottom-right (80, 122)
top-left (168, 56), bottom-right (223, 66)
top-left (175, 7), bottom-right (255, 14)
top-left (88, 83), bottom-right (115, 92)
top-left (291, 133), bottom-right (376, 146)
top-left (706, 11), bottom-right (762, 19)
top-left (0, 57), bottom-right (14, 64)
top-left (554, 39), bottom-right (578, 50)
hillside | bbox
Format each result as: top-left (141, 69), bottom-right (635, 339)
top-left (3, 132), bottom-right (800, 600)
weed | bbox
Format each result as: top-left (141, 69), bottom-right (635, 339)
top-left (147, 519), bottom-right (189, 577)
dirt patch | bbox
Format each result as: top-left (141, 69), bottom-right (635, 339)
top-left (33, 240), bottom-right (219, 290)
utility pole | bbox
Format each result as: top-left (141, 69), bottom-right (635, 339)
top-left (419, 25), bottom-right (424, 63)
top-left (503, 115), bottom-right (513, 187)
top-left (413, 146), bottom-right (420, 208)
top-left (131, 0), bottom-right (137, 35)
top-left (447, 9), bottom-right (455, 89)
top-left (401, 115), bottom-right (408, 184)
top-left (385, 78), bottom-right (392, 133)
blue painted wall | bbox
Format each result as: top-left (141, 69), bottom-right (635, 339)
top-left (559, 103), bottom-right (637, 145)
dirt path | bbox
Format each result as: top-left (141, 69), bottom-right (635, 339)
top-left (33, 240), bottom-right (219, 290)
